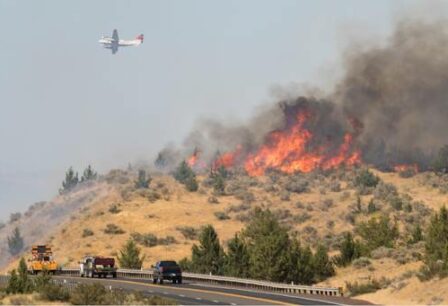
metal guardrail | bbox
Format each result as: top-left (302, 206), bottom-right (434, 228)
top-left (58, 267), bottom-right (343, 296)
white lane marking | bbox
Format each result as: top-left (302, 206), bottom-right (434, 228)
top-left (213, 300), bottom-right (219, 303)
top-left (231, 303), bottom-right (237, 305)
top-left (179, 294), bottom-right (186, 297)
top-left (163, 292), bottom-right (169, 295)
top-left (195, 297), bottom-right (202, 300)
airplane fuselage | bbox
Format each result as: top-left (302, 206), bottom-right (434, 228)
top-left (98, 30), bottom-right (143, 54)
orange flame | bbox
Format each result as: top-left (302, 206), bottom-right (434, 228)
top-left (244, 112), bottom-right (361, 176)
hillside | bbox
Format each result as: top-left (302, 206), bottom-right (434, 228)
top-left (2, 167), bottom-right (448, 304)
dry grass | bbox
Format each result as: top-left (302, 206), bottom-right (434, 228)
top-left (3, 169), bottom-right (448, 304)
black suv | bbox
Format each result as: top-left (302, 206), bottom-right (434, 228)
top-left (152, 260), bottom-right (182, 284)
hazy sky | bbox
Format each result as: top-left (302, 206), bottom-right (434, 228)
top-left (0, 0), bottom-right (425, 218)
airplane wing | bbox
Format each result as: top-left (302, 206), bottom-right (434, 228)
top-left (112, 29), bottom-right (119, 42)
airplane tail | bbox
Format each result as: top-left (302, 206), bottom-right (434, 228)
top-left (136, 34), bottom-right (144, 44)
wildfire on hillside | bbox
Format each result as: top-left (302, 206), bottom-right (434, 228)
top-left (182, 100), bottom-right (362, 176)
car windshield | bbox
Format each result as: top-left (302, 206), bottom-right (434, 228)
top-left (159, 261), bottom-right (177, 266)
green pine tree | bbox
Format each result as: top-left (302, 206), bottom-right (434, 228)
top-left (191, 225), bottom-right (224, 274)
top-left (59, 167), bottom-right (79, 194)
top-left (6, 269), bottom-right (19, 294)
top-left (212, 174), bottom-right (225, 195)
top-left (357, 215), bottom-right (399, 250)
top-left (297, 245), bottom-right (315, 285)
top-left (173, 161), bottom-right (195, 184)
top-left (432, 145), bottom-right (448, 173)
top-left (135, 169), bottom-right (151, 189)
top-left (7, 227), bottom-right (24, 256)
top-left (81, 165), bottom-right (98, 182)
top-left (312, 245), bottom-right (335, 282)
top-left (337, 232), bottom-right (362, 266)
top-left (17, 257), bottom-right (33, 293)
top-left (243, 208), bottom-right (291, 282)
top-left (410, 224), bottom-right (424, 244)
top-left (117, 239), bottom-right (146, 269)
top-left (224, 234), bottom-right (250, 278)
top-left (424, 206), bottom-right (448, 273)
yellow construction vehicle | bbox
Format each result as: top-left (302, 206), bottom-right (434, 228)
top-left (28, 245), bottom-right (58, 274)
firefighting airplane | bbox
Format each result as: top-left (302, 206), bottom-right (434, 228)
top-left (98, 29), bottom-right (144, 54)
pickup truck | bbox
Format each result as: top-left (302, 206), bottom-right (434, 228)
top-left (79, 256), bottom-right (117, 278)
top-left (152, 260), bottom-right (182, 284)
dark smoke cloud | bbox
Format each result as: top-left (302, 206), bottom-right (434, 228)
top-left (157, 18), bottom-right (448, 171)
top-left (335, 19), bottom-right (448, 167)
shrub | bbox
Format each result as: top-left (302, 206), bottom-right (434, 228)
top-left (367, 199), bottom-right (377, 214)
top-left (212, 174), bottom-right (226, 195)
top-left (279, 190), bottom-right (290, 201)
top-left (354, 169), bottom-right (380, 188)
top-left (345, 277), bottom-right (390, 296)
top-left (82, 228), bottom-right (94, 238)
top-left (226, 203), bottom-right (251, 213)
top-left (373, 182), bottom-right (398, 201)
top-left (285, 178), bottom-right (309, 193)
top-left (176, 226), bottom-right (198, 240)
top-left (131, 232), bottom-right (158, 247)
top-left (157, 236), bottom-right (176, 245)
top-left (185, 176), bottom-right (199, 192)
top-left (423, 206), bottom-right (448, 278)
top-left (371, 246), bottom-right (393, 259)
top-left (356, 216), bottom-right (399, 250)
top-left (329, 181), bottom-right (341, 192)
top-left (214, 211), bottom-right (231, 220)
top-left (234, 190), bottom-right (255, 203)
top-left (108, 204), bottom-right (121, 214)
top-left (294, 212), bottom-right (311, 224)
top-left (70, 283), bottom-right (108, 305)
top-left (39, 283), bottom-right (70, 302)
top-left (147, 190), bottom-right (161, 202)
top-left (208, 196), bottom-right (219, 204)
top-left (352, 257), bottom-right (372, 269)
top-left (9, 212), bottom-right (21, 223)
top-left (104, 224), bottom-right (125, 235)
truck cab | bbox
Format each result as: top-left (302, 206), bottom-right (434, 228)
top-left (29, 245), bottom-right (58, 274)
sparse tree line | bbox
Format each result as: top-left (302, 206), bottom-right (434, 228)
top-left (178, 208), bottom-right (335, 285)
top-left (59, 165), bottom-right (98, 194)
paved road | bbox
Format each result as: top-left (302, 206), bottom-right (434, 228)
top-left (55, 276), bottom-right (366, 305)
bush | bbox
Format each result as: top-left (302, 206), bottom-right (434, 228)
top-left (131, 232), bottom-right (176, 247)
top-left (9, 212), bottom-right (21, 223)
top-left (214, 211), bottom-right (230, 220)
top-left (176, 226), bottom-right (198, 240)
top-left (39, 283), bottom-right (70, 302)
top-left (82, 228), bottom-right (94, 238)
top-left (346, 278), bottom-right (390, 296)
top-left (185, 176), bottom-right (199, 192)
top-left (226, 203), bottom-right (251, 213)
top-left (234, 190), bottom-right (255, 203)
top-left (356, 216), bottom-right (399, 250)
top-left (294, 212), bottom-right (311, 224)
top-left (354, 169), bottom-right (380, 188)
top-left (108, 204), bottom-right (121, 214)
top-left (329, 181), bottom-right (341, 192)
top-left (373, 182), bottom-right (398, 201)
top-left (70, 283), bottom-right (108, 305)
top-left (285, 178), bottom-right (309, 193)
top-left (147, 190), bottom-right (161, 202)
top-left (279, 190), bottom-right (290, 201)
top-left (208, 196), bottom-right (219, 204)
top-left (352, 257), bottom-right (372, 269)
top-left (104, 224), bottom-right (125, 235)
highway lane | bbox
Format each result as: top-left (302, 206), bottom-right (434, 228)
top-left (54, 276), bottom-right (361, 305)
top-left (55, 276), bottom-right (288, 305)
